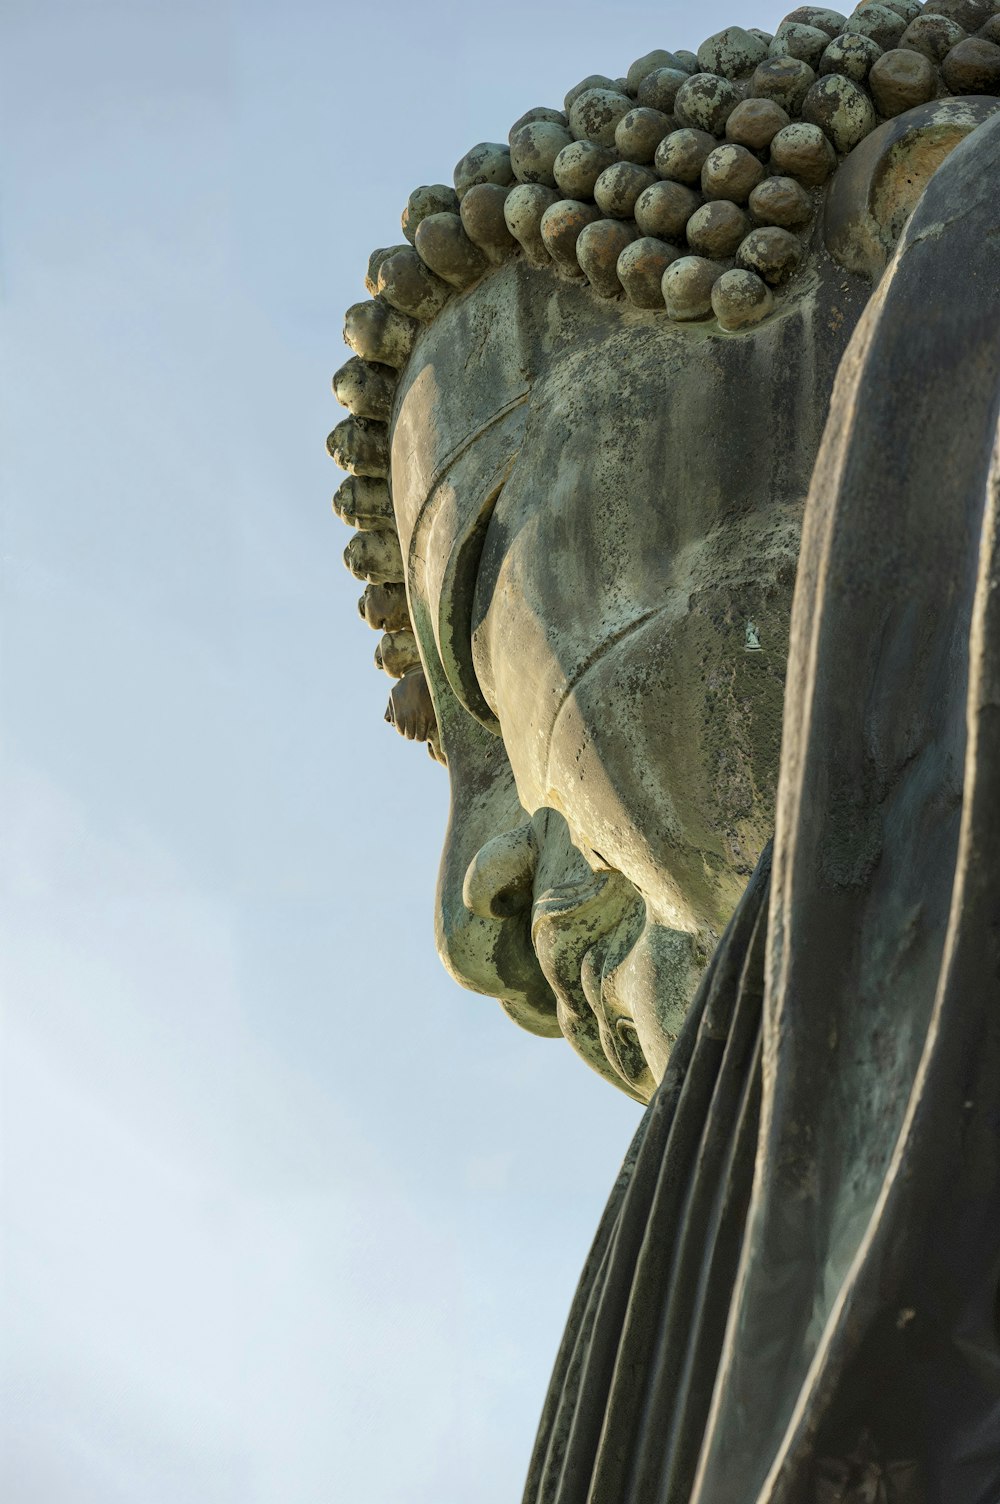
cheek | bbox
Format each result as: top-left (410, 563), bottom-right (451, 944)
top-left (523, 594), bottom-right (791, 937)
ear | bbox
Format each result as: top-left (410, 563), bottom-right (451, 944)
top-left (824, 95), bottom-right (1000, 278)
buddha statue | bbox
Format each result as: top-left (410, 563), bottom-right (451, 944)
top-left (329, 7), bottom-right (1000, 1498)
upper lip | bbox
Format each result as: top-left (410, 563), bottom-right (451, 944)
top-left (530, 871), bottom-right (617, 939)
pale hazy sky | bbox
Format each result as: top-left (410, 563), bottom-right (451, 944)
top-left (2, 2), bottom-right (785, 1500)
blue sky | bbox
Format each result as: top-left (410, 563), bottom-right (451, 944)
top-left (2, 2), bottom-right (784, 1499)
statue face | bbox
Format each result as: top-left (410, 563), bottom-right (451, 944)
top-left (391, 258), bottom-right (866, 1096)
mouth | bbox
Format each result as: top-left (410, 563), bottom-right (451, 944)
top-left (530, 871), bottom-right (615, 933)
top-left (530, 867), bottom-right (657, 1101)
top-left (579, 943), bottom-right (652, 1095)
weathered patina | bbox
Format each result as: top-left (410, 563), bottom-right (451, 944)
top-left (328, 5), bottom-right (1000, 1497)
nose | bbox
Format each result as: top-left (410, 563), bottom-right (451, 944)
top-left (432, 702), bottom-right (558, 1037)
top-left (462, 823), bottom-right (536, 919)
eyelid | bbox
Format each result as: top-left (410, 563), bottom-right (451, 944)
top-left (400, 398), bottom-right (529, 736)
top-left (426, 444), bottom-right (523, 736)
top-left (437, 467), bottom-right (510, 734)
top-left (401, 391), bottom-right (530, 546)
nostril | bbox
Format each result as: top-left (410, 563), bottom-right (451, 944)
top-left (490, 883), bottom-right (532, 918)
top-left (462, 824), bottom-right (536, 920)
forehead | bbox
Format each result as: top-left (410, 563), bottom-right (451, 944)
top-left (388, 253), bottom-right (840, 570)
top-left (389, 260), bottom-right (665, 550)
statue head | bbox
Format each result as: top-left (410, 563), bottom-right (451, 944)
top-left (329, 10), bottom-right (1000, 1099)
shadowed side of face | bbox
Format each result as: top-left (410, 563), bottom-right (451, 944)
top-left (391, 257), bottom-right (868, 1094)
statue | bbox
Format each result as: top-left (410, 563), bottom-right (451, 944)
top-left (329, 5), bottom-right (1000, 1498)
